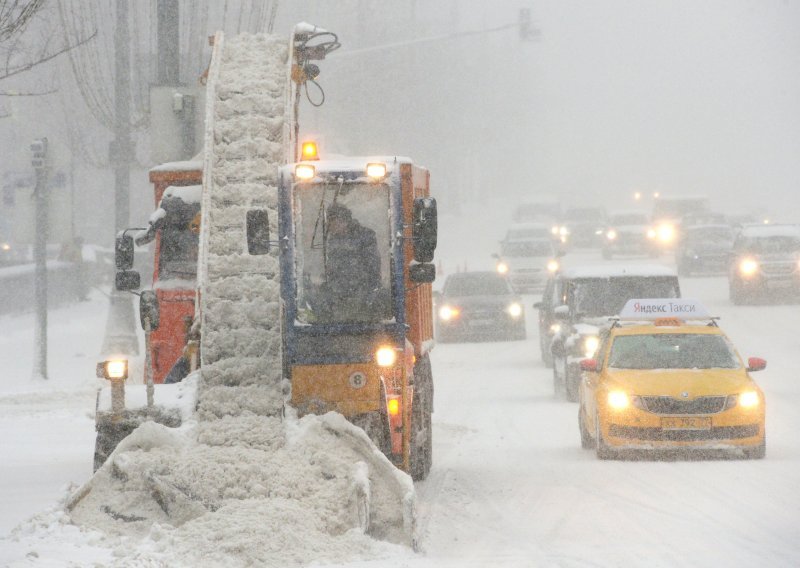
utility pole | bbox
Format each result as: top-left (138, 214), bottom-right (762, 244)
top-left (101, 0), bottom-right (138, 357)
top-left (31, 138), bottom-right (49, 380)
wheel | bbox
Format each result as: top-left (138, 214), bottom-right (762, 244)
top-left (564, 364), bottom-right (580, 403)
top-left (595, 412), bottom-right (615, 460)
top-left (742, 436), bottom-right (766, 460)
top-left (540, 336), bottom-right (554, 368)
top-left (93, 415), bottom-right (138, 472)
top-left (553, 358), bottom-right (565, 398)
top-left (410, 356), bottom-right (433, 481)
top-left (579, 408), bottom-right (593, 449)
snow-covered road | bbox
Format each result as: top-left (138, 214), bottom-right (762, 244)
top-left (2, 254), bottom-right (799, 566)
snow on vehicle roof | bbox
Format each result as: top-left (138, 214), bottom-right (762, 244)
top-left (739, 224), bottom-right (800, 238)
top-left (163, 184), bottom-right (202, 204)
top-left (559, 264), bottom-right (676, 279)
top-left (149, 160), bottom-right (203, 173)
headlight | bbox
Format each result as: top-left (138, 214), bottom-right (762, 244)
top-left (1, 243), bottom-right (10, 251)
top-left (507, 302), bottom-right (523, 318)
top-left (546, 259), bottom-right (560, 273)
top-left (646, 228), bottom-right (657, 239)
top-left (439, 305), bottom-right (460, 321)
top-left (606, 229), bottom-right (617, 241)
top-left (607, 390), bottom-right (630, 410)
top-left (657, 223), bottom-right (675, 243)
top-left (559, 226), bottom-right (569, 236)
top-left (583, 335), bottom-right (600, 358)
top-left (549, 323), bottom-right (561, 335)
top-left (98, 359), bottom-right (128, 380)
top-left (551, 225), bottom-right (559, 235)
top-left (496, 261), bottom-right (509, 274)
top-left (738, 391), bottom-right (760, 408)
top-left (739, 258), bottom-right (759, 276)
top-left (375, 346), bottom-right (397, 367)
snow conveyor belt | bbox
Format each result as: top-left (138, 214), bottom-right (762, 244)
top-left (54, 32), bottom-right (416, 567)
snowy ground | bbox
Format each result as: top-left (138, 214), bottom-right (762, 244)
top-left (2, 248), bottom-right (800, 566)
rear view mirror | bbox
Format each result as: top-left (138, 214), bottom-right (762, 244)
top-left (409, 262), bottom-right (436, 284)
top-left (246, 209), bottom-right (270, 255)
top-left (746, 357), bottom-right (766, 372)
top-left (115, 233), bottom-right (135, 270)
top-left (412, 197), bottom-right (438, 263)
top-left (115, 270), bottom-right (140, 291)
top-left (139, 290), bottom-right (160, 331)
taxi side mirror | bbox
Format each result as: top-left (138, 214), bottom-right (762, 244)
top-left (579, 359), bottom-right (598, 372)
top-left (746, 357), bottom-right (766, 372)
top-left (115, 233), bottom-right (135, 270)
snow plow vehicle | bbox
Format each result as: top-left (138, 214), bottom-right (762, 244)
top-left (84, 24), bottom-right (433, 557)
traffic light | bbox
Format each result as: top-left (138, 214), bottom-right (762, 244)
top-left (30, 138), bottom-right (48, 169)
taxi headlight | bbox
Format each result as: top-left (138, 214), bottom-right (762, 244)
top-left (583, 335), bottom-right (600, 358)
top-left (657, 223), bottom-right (675, 243)
top-left (739, 258), bottom-right (759, 277)
top-left (439, 305), bottom-right (460, 321)
top-left (507, 302), bottom-right (523, 318)
top-left (606, 229), bottom-right (617, 241)
top-left (98, 359), bottom-right (128, 380)
top-left (738, 391), bottom-right (760, 409)
top-left (496, 261), bottom-right (509, 274)
top-left (375, 346), bottom-right (397, 367)
top-left (546, 259), bottom-right (560, 273)
top-left (607, 390), bottom-right (630, 410)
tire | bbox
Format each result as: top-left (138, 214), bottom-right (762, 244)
top-left (742, 436), bottom-right (766, 460)
top-left (595, 412), bottom-right (615, 460)
top-left (579, 408), bottom-right (593, 449)
top-left (540, 334), bottom-right (554, 368)
top-left (564, 364), bottom-right (580, 403)
top-left (553, 358), bottom-right (565, 399)
top-left (93, 416), bottom-right (138, 472)
top-left (410, 356), bottom-right (433, 481)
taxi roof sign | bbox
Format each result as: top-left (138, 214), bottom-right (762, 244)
top-left (618, 298), bottom-right (713, 320)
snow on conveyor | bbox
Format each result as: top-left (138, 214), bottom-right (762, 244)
top-left (44, 32), bottom-right (415, 566)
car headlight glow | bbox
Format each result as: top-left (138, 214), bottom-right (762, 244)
top-left (738, 391), bottom-right (760, 408)
top-left (496, 261), bottom-right (509, 274)
top-left (375, 346), bottom-right (397, 367)
top-left (606, 229), bottom-right (617, 241)
top-left (646, 228), bottom-right (657, 239)
top-left (546, 259), bottom-right (560, 273)
top-left (1, 242), bottom-right (10, 251)
top-left (103, 359), bottom-right (128, 380)
top-left (607, 390), bottom-right (630, 410)
top-left (549, 323), bottom-right (561, 335)
top-left (657, 223), bottom-right (675, 243)
top-left (583, 335), bottom-right (600, 358)
top-left (559, 226), bottom-right (569, 236)
top-left (507, 302), bottom-right (523, 318)
top-left (439, 305), bottom-right (460, 321)
top-left (739, 258), bottom-right (759, 277)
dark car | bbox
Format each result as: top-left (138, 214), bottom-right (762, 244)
top-left (601, 212), bottom-right (659, 259)
top-left (729, 224), bottom-right (800, 304)
top-left (676, 224), bottom-right (734, 276)
top-left (535, 265), bottom-right (681, 401)
top-left (559, 206), bottom-right (607, 248)
top-left (436, 271), bottom-right (526, 342)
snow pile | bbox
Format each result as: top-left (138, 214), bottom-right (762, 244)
top-left (62, 410), bottom-right (413, 566)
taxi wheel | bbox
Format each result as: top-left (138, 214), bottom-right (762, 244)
top-left (742, 439), bottom-right (766, 460)
top-left (594, 412), bottom-right (615, 460)
top-left (579, 408), bottom-right (593, 449)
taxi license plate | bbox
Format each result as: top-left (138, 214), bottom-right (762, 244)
top-left (661, 417), bottom-right (711, 430)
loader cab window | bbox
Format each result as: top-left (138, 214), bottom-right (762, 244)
top-left (158, 207), bottom-right (200, 281)
top-left (294, 181), bottom-right (392, 324)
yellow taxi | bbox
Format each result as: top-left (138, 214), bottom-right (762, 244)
top-left (578, 299), bottom-right (766, 459)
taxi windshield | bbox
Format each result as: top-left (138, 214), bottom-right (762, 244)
top-left (608, 333), bottom-right (740, 370)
